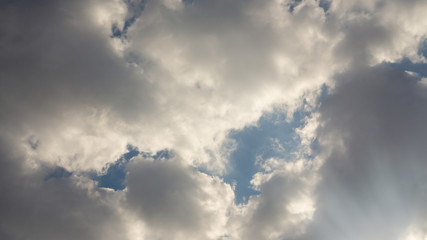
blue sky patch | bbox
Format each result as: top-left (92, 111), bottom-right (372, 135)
top-left (224, 107), bottom-right (311, 204)
top-left (111, 0), bottom-right (146, 38)
top-left (287, 0), bottom-right (303, 13)
top-left (94, 145), bottom-right (139, 190)
top-left (93, 146), bottom-right (173, 191)
top-left (385, 41), bottom-right (427, 78)
top-left (388, 58), bottom-right (427, 78)
top-left (319, 0), bottom-right (331, 13)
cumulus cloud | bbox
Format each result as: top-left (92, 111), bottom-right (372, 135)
top-left (124, 156), bottom-right (234, 239)
top-left (294, 66), bottom-right (427, 240)
top-left (1, 0), bottom-right (427, 239)
top-left (0, 140), bottom-right (128, 240)
top-left (237, 159), bottom-right (318, 240)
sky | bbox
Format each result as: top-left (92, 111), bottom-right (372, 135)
top-left (1, 0), bottom-right (427, 239)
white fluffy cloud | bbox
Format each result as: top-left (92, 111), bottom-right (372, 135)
top-left (1, 0), bottom-right (427, 239)
top-left (233, 158), bottom-right (318, 240)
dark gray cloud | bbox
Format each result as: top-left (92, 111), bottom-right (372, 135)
top-left (334, 18), bottom-right (394, 66)
top-left (0, 0), bottom-right (159, 173)
top-left (124, 157), bottom-right (234, 239)
top-left (298, 66), bottom-right (427, 239)
top-left (126, 159), bottom-right (203, 230)
top-left (0, 1), bottom-right (146, 238)
top-left (0, 0), bottom-right (153, 124)
top-left (0, 139), bottom-right (128, 240)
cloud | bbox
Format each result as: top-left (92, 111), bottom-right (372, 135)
top-left (0, 0), bottom-right (334, 173)
top-left (0, 0), bottom-right (151, 172)
top-left (124, 156), bottom-right (234, 239)
top-left (2, 0), bottom-right (426, 172)
top-left (0, 139), bottom-right (128, 240)
top-left (237, 159), bottom-right (318, 240)
top-left (1, 0), bottom-right (427, 239)
top-left (296, 65), bottom-right (427, 240)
